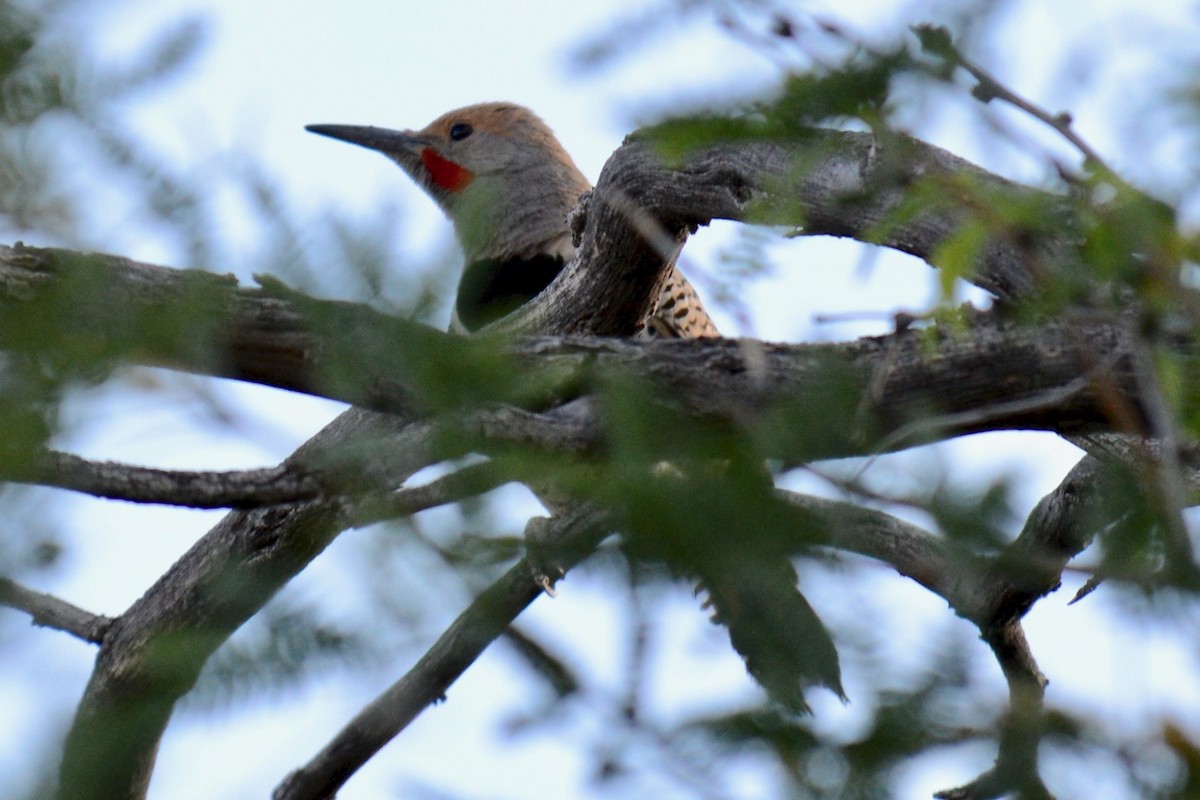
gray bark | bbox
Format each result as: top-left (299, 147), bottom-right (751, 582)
top-left (0, 126), bottom-right (1171, 799)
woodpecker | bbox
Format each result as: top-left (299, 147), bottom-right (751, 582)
top-left (306, 102), bottom-right (718, 337)
top-left (307, 103), bottom-right (841, 712)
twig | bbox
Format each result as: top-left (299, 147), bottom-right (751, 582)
top-left (604, 692), bottom-right (735, 800)
top-left (272, 505), bottom-right (613, 800)
top-left (802, 463), bottom-right (945, 513)
top-left (4, 450), bottom-right (323, 509)
top-left (773, 488), bottom-right (961, 601)
top-left (344, 460), bottom-right (513, 529)
top-left (813, 309), bottom-right (914, 326)
top-left (849, 369), bottom-right (1099, 483)
top-left (0, 578), bottom-right (113, 643)
top-left (954, 55), bottom-right (1109, 173)
top-left (622, 560), bottom-right (650, 722)
top-left (912, 24), bottom-right (1111, 174)
top-left (935, 621), bottom-right (1053, 800)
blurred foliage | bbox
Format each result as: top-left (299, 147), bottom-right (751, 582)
top-left (5, 0), bottom-right (1200, 799)
top-left (684, 670), bottom-right (974, 799)
top-left (0, 483), bottom-right (64, 577)
top-left (0, 2), bottom-right (457, 795)
top-left (0, 1), bottom-right (205, 238)
top-left (183, 601), bottom-right (378, 713)
top-left (569, 3), bottom-right (1200, 798)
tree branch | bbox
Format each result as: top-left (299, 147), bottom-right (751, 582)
top-left (935, 621), bottom-right (1053, 800)
top-left (272, 506), bottom-right (614, 800)
top-left (0, 242), bottom-right (454, 416)
top-left (2, 241), bottom-right (1159, 462)
top-left (41, 123), bottom-right (1173, 800)
top-left (774, 488), bottom-right (961, 599)
top-left (342, 459), bottom-right (514, 530)
top-left (2, 125), bottom-right (1084, 396)
top-left (56, 407), bottom-right (420, 800)
top-left (966, 455), bottom-right (1113, 627)
top-left (5, 450), bottom-right (323, 508)
top-left (0, 578), bottom-right (113, 643)
top-left (931, 452), bottom-right (1132, 799)
top-left (501, 128), bottom-right (1078, 336)
top-left (276, 476), bottom-right (1070, 800)
top-left (53, 398), bottom-right (597, 800)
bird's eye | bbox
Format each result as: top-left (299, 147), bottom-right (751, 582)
top-left (449, 122), bottom-right (473, 141)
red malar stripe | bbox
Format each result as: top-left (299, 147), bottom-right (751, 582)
top-left (421, 148), bottom-right (474, 192)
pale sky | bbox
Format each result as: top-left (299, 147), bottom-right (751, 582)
top-left (4, 1), bottom-right (1200, 798)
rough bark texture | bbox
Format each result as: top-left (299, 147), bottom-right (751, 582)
top-left (0, 127), bottom-right (1180, 799)
top-left (0, 246), bottom-right (1147, 454)
top-left (500, 130), bottom-right (1076, 336)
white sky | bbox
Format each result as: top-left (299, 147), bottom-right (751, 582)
top-left (4, 0), bottom-right (1200, 798)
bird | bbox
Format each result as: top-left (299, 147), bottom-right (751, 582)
top-left (305, 102), bottom-right (717, 338)
top-left (306, 102), bottom-right (842, 712)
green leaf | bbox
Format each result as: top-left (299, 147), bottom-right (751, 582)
top-left (930, 219), bottom-right (988, 298)
top-left (912, 24), bottom-right (958, 62)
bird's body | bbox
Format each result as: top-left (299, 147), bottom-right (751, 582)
top-left (307, 102), bottom-right (718, 337)
top-left (307, 103), bottom-right (840, 711)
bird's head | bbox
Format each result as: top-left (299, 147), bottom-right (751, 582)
top-left (307, 102), bottom-right (590, 262)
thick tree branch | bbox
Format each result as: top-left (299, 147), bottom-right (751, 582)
top-left (0, 578), bottom-right (113, 643)
top-left (3, 243), bottom-right (1163, 467)
top-left (516, 319), bottom-right (1144, 463)
top-left (501, 129), bottom-right (1078, 337)
top-left (0, 242), bottom-right (452, 416)
top-left (0, 244), bottom-right (1157, 460)
top-left (53, 396), bottom-right (599, 800)
top-left (41, 125), bottom-right (1170, 800)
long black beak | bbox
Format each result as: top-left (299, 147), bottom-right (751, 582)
top-left (305, 124), bottom-right (424, 155)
